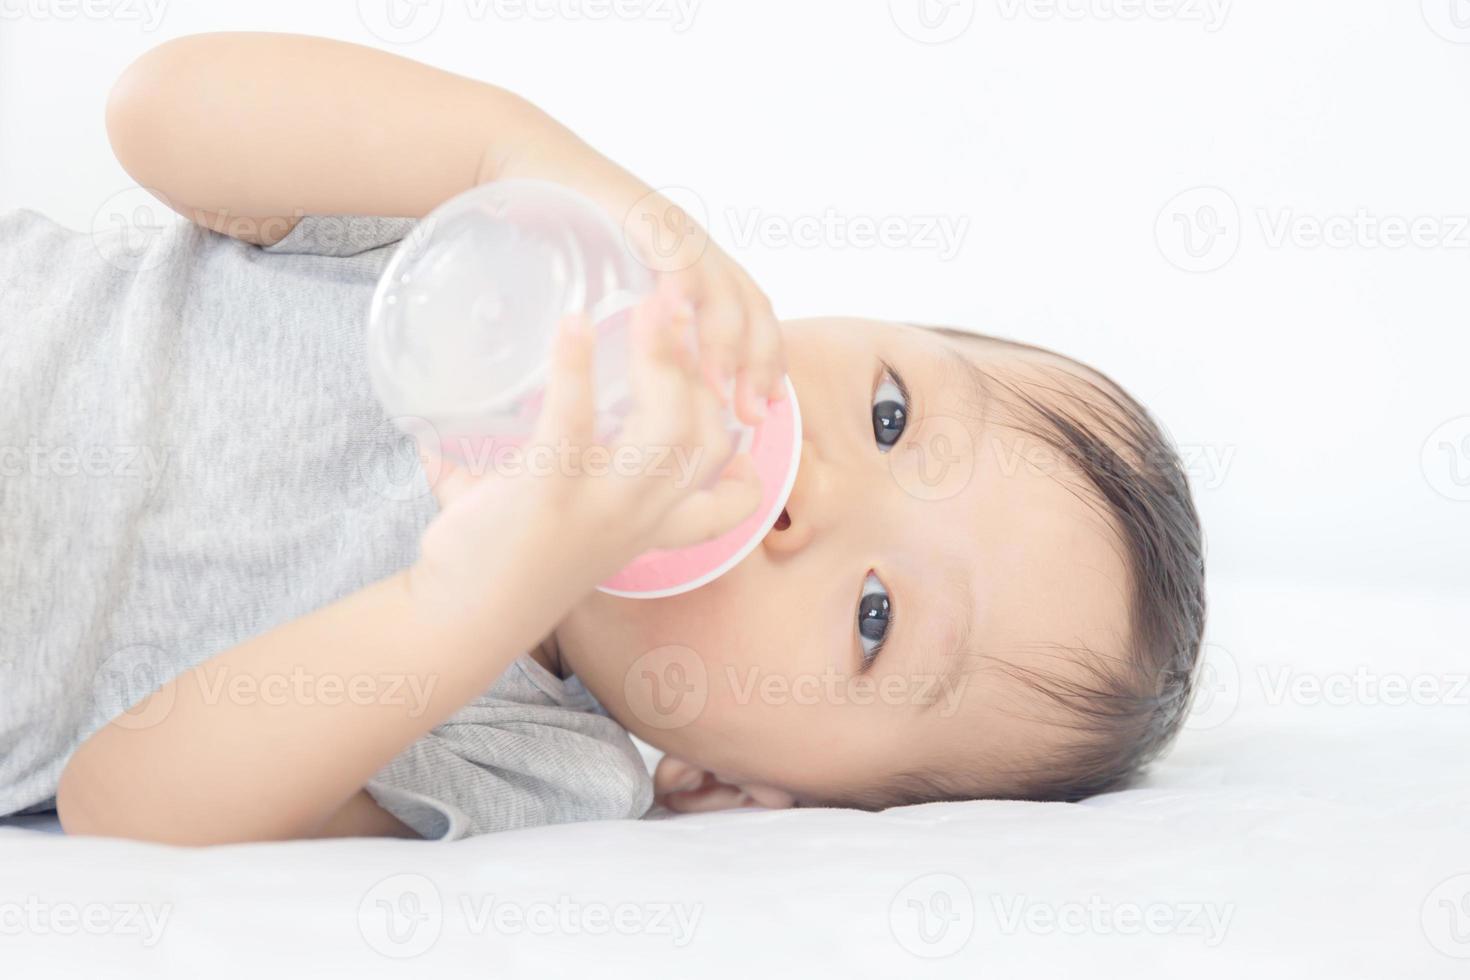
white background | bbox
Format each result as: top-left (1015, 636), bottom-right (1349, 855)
top-left (3, 7), bottom-right (1469, 976)
top-left (1, 0), bottom-right (1467, 595)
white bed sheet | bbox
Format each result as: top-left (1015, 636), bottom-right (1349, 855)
top-left (2, 577), bottom-right (1467, 978)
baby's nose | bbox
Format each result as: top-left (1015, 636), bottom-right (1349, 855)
top-left (765, 437), bottom-right (832, 543)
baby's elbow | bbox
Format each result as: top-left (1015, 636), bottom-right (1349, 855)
top-left (104, 43), bottom-right (171, 185)
top-left (54, 754), bottom-right (109, 838)
top-left (55, 751), bottom-right (181, 844)
top-left (104, 34), bottom-right (213, 187)
top-left (54, 751), bottom-right (149, 840)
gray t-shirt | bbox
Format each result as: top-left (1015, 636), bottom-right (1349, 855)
top-left (0, 207), bottom-right (652, 840)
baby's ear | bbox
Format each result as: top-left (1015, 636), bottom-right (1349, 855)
top-left (653, 755), bottom-right (795, 813)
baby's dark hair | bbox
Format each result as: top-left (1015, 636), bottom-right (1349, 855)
top-left (834, 325), bottom-right (1206, 808)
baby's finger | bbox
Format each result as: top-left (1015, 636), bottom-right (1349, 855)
top-left (742, 272), bottom-right (787, 403)
top-left (533, 313), bottom-right (597, 448)
top-left (652, 275), bottom-right (700, 377)
top-left (678, 270), bottom-right (743, 404)
top-left (624, 290), bottom-right (700, 447)
top-left (416, 434), bottom-right (475, 509)
top-left (733, 289), bottom-right (785, 421)
top-left (652, 453), bottom-right (763, 550)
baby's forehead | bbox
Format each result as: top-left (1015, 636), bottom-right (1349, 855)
top-left (899, 324), bottom-right (1134, 685)
top-left (962, 433), bottom-right (1131, 649)
top-left (911, 452), bottom-right (1133, 780)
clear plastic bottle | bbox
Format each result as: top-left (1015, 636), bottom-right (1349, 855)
top-left (366, 179), bottom-right (801, 599)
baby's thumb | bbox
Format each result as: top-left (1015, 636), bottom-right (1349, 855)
top-left (416, 436), bottom-right (475, 509)
top-left (653, 453), bottom-right (763, 551)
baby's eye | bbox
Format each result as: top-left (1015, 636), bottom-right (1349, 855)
top-left (872, 370), bottom-right (908, 452)
top-left (857, 570), bottom-right (892, 668)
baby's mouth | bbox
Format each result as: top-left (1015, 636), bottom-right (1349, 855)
top-left (773, 507), bottom-right (791, 531)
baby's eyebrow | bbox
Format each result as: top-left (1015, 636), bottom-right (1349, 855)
top-left (890, 539), bottom-right (977, 714)
top-left (916, 571), bottom-right (976, 713)
top-left (938, 340), bottom-right (990, 429)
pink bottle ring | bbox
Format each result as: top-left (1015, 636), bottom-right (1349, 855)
top-left (596, 375), bottom-right (801, 599)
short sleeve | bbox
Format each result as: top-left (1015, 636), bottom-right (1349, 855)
top-left (260, 214), bottom-right (417, 257)
top-left (363, 662), bottom-right (655, 841)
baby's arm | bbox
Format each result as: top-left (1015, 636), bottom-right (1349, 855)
top-left (60, 544), bottom-right (567, 843)
top-left (106, 31), bottom-right (634, 244)
top-left (105, 30), bottom-right (786, 421)
top-left (56, 292), bottom-right (761, 845)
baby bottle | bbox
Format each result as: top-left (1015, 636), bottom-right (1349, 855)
top-left (365, 178), bottom-right (801, 599)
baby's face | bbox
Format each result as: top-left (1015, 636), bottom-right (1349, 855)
top-left (553, 318), bottom-right (1130, 805)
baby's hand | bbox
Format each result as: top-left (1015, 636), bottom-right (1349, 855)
top-left (410, 280), bottom-right (764, 622)
top-left (622, 193), bottom-right (787, 426)
top-left (620, 213), bottom-right (787, 426)
top-left (499, 138), bottom-right (785, 424)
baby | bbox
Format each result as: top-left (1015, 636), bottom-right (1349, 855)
top-left (0, 32), bottom-right (1205, 843)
